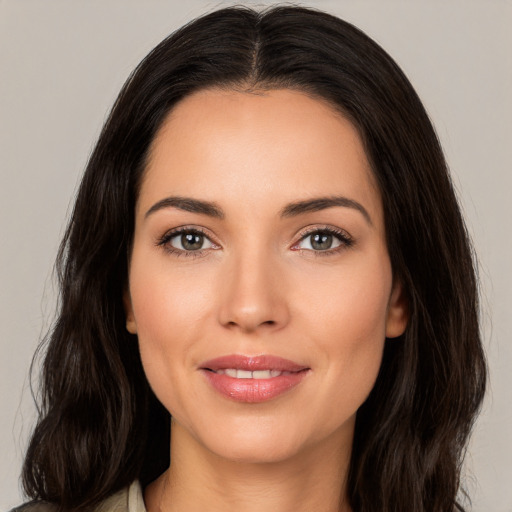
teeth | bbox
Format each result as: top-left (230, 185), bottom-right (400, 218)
top-left (214, 369), bottom-right (292, 379)
top-left (253, 370), bottom-right (272, 379)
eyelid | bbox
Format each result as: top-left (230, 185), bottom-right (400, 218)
top-left (155, 224), bottom-right (354, 258)
top-left (291, 225), bottom-right (354, 254)
top-left (156, 225), bottom-right (221, 258)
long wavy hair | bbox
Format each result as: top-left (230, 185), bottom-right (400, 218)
top-left (22, 5), bottom-right (486, 512)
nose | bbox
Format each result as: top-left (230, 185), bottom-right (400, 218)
top-left (217, 248), bottom-right (290, 334)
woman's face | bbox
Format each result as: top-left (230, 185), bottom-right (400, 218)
top-left (126, 88), bottom-right (407, 463)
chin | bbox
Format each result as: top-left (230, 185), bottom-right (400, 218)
top-left (206, 414), bottom-right (345, 467)
top-left (184, 414), bottom-right (307, 464)
top-left (208, 435), bottom-right (304, 465)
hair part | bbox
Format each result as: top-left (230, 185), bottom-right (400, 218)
top-left (22, 6), bottom-right (486, 512)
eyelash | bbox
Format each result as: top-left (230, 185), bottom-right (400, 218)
top-left (156, 225), bottom-right (354, 259)
top-left (293, 226), bottom-right (354, 257)
top-left (156, 227), bottom-right (216, 259)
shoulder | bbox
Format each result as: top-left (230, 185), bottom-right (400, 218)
top-left (95, 481), bottom-right (145, 512)
top-left (9, 481), bottom-right (145, 512)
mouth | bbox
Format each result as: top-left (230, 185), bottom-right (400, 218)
top-left (200, 354), bottom-right (309, 373)
top-left (199, 354), bottom-right (311, 403)
top-left (204, 368), bottom-right (299, 378)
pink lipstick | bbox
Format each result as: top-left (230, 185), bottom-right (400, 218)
top-left (199, 354), bottom-right (310, 403)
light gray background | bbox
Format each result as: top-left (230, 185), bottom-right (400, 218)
top-left (1, 0), bottom-right (510, 510)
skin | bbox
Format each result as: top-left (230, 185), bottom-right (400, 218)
top-left (125, 88), bottom-right (408, 512)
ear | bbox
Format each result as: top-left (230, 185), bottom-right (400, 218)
top-left (385, 280), bottom-right (408, 338)
top-left (123, 288), bottom-right (137, 334)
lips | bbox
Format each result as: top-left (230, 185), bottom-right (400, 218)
top-left (213, 369), bottom-right (292, 378)
top-left (199, 354), bottom-right (310, 403)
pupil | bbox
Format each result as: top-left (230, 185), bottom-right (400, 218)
top-left (182, 233), bottom-right (203, 250)
top-left (311, 232), bottom-right (332, 250)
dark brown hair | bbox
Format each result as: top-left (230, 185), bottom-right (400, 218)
top-left (22, 5), bottom-right (486, 512)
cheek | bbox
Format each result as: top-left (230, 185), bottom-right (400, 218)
top-left (298, 251), bottom-right (391, 338)
top-left (129, 249), bottom-right (214, 338)
top-left (127, 252), bottom-right (216, 407)
top-left (295, 254), bottom-right (391, 406)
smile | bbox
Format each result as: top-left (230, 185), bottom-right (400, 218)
top-left (199, 355), bottom-right (310, 402)
top-left (209, 369), bottom-right (294, 378)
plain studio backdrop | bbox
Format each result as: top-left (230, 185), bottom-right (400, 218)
top-left (1, 1), bottom-right (510, 510)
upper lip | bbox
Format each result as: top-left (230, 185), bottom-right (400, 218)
top-left (200, 354), bottom-right (309, 372)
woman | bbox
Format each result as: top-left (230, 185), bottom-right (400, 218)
top-left (18, 5), bottom-right (486, 512)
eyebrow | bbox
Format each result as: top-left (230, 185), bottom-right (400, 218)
top-left (145, 195), bottom-right (372, 225)
top-left (279, 196), bottom-right (372, 225)
top-left (145, 196), bottom-right (225, 219)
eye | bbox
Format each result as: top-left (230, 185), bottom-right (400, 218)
top-left (170, 230), bottom-right (214, 251)
top-left (294, 227), bottom-right (353, 254)
top-left (157, 227), bottom-right (218, 257)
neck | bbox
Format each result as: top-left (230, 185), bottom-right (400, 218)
top-left (145, 420), bottom-right (353, 512)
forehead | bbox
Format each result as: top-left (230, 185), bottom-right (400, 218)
top-left (139, 88), bottom-right (381, 224)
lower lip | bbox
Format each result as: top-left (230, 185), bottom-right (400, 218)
top-left (201, 369), bottom-right (310, 403)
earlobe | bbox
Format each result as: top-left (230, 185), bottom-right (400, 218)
top-left (123, 290), bottom-right (137, 334)
top-left (385, 280), bottom-right (408, 338)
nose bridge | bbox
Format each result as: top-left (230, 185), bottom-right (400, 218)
top-left (217, 241), bottom-right (289, 332)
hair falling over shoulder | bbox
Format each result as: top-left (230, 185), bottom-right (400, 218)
top-left (22, 6), bottom-right (486, 512)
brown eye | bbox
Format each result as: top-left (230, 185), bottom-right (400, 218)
top-left (181, 232), bottom-right (204, 250)
top-left (168, 230), bottom-right (214, 252)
